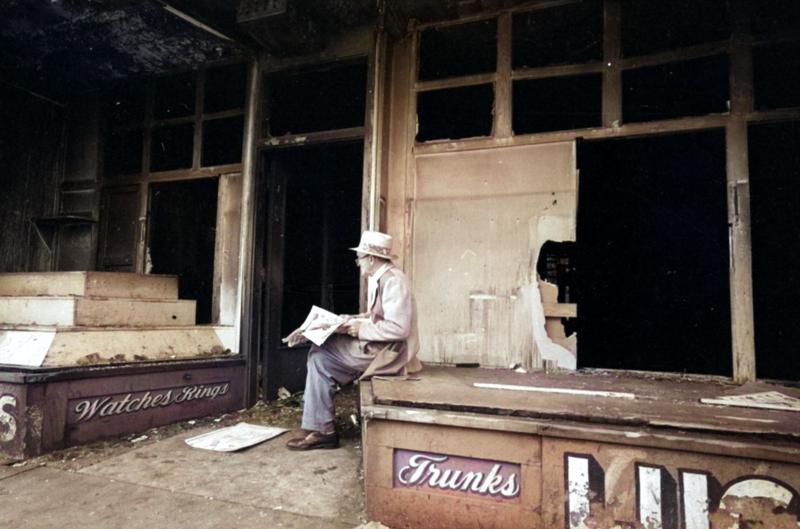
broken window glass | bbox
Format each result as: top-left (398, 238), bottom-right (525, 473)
top-left (265, 61), bottom-right (366, 136)
top-left (622, 54), bottom-right (730, 123)
top-left (621, 0), bottom-right (731, 57)
top-left (419, 19), bottom-right (497, 80)
top-left (205, 63), bottom-right (247, 113)
top-left (202, 116), bottom-right (244, 166)
top-left (513, 74), bottom-right (602, 134)
top-left (153, 72), bottom-right (195, 119)
top-left (513, 0), bottom-right (603, 69)
top-left (150, 123), bottom-right (194, 172)
top-left (104, 128), bottom-right (143, 177)
top-left (753, 41), bottom-right (800, 111)
top-left (416, 84), bottom-right (494, 142)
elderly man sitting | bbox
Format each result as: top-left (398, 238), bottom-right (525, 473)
top-left (285, 231), bottom-right (421, 450)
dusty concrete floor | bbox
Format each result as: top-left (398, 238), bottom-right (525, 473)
top-left (0, 385), bottom-right (373, 529)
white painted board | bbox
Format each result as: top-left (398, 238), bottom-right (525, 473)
top-left (185, 423), bottom-right (288, 452)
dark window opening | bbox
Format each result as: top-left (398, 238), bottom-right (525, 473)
top-left (419, 19), bottom-right (497, 81)
top-left (751, 0), bottom-right (800, 36)
top-left (151, 123), bottom-right (194, 172)
top-left (512, 0), bottom-right (603, 69)
top-left (106, 84), bottom-right (146, 127)
top-left (202, 116), bottom-right (244, 166)
top-left (753, 41), bottom-right (800, 111)
top-left (749, 121), bottom-right (800, 381)
top-left (513, 74), bottom-right (602, 134)
top-left (265, 61), bottom-right (366, 136)
top-left (154, 72), bottom-right (195, 119)
top-left (204, 63), bottom-right (247, 113)
top-left (416, 84), bottom-right (494, 142)
top-left (623, 54), bottom-right (729, 123)
top-left (576, 130), bottom-right (731, 376)
top-left (621, 0), bottom-right (731, 57)
top-left (537, 240), bottom-right (578, 337)
top-left (104, 128), bottom-right (143, 177)
top-left (148, 178), bottom-right (218, 324)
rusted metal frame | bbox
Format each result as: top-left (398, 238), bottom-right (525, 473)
top-left (361, 404), bottom-right (800, 464)
top-left (258, 127), bottom-right (365, 149)
top-left (619, 41), bottom-right (731, 71)
top-left (602, 0), bottom-right (622, 128)
top-left (415, 72), bottom-right (497, 92)
top-left (494, 12), bottom-right (512, 138)
top-left (727, 0), bottom-right (756, 384)
top-left (237, 58), bottom-right (262, 407)
top-left (512, 62), bottom-right (605, 81)
top-left (192, 69), bottom-right (204, 171)
top-left (414, 114), bottom-right (731, 155)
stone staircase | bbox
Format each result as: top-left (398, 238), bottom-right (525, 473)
top-left (0, 272), bottom-right (235, 367)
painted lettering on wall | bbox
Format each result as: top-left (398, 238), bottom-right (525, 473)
top-left (0, 395), bottom-right (18, 442)
top-left (70, 382), bottom-right (230, 423)
top-left (565, 453), bottom-right (800, 529)
top-left (394, 449), bottom-right (520, 500)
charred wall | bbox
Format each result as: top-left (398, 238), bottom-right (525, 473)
top-left (0, 85), bottom-right (66, 272)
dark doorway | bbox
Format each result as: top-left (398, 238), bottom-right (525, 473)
top-left (576, 130), bottom-right (732, 375)
top-left (749, 120), bottom-right (800, 381)
top-left (148, 178), bottom-right (218, 324)
top-left (260, 141), bottom-right (363, 396)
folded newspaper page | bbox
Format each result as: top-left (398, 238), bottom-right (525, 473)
top-left (283, 305), bottom-right (345, 347)
top-left (185, 423), bottom-right (288, 452)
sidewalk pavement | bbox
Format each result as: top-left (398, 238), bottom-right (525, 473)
top-left (0, 388), bottom-right (385, 529)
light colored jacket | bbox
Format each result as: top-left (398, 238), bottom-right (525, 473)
top-left (357, 263), bottom-right (422, 379)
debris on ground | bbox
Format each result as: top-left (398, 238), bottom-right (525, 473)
top-left (353, 521), bottom-right (394, 529)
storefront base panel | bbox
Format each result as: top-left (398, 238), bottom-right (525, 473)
top-left (0, 360), bottom-right (245, 460)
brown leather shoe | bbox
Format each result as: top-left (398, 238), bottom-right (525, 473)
top-left (286, 430), bottom-right (339, 451)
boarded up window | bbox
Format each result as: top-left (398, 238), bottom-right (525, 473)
top-left (416, 84), bottom-right (494, 142)
top-left (513, 74), bottom-right (602, 134)
top-left (419, 19), bottom-right (497, 80)
top-left (204, 63), bottom-right (247, 113)
top-left (753, 41), bottom-right (800, 111)
top-left (749, 121), bottom-right (800, 381)
top-left (151, 123), bottom-right (194, 172)
top-left (202, 116), bottom-right (244, 166)
top-left (512, 0), bottom-right (603, 69)
top-left (622, 55), bottom-right (730, 123)
top-left (621, 0), bottom-right (731, 57)
top-left (265, 61), bottom-right (366, 136)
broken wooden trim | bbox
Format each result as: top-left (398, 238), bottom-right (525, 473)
top-left (258, 127), bottom-right (365, 149)
top-left (415, 73), bottom-right (496, 92)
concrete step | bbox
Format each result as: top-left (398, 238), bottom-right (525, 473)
top-left (0, 297), bottom-right (196, 327)
top-left (0, 272), bottom-right (178, 300)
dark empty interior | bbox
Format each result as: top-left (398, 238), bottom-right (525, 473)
top-left (753, 41), bottom-right (800, 111)
top-left (621, 0), bottom-right (730, 57)
top-left (264, 142), bottom-right (363, 391)
top-left (202, 116), bottom-right (244, 166)
top-left (749, 121), bottom-right (800, 381)
top-left (265, 61), bottom-right (366, 136)
top-left (751, 0), bottom-right (800, 35)
top-left (416, 84), bottom-right (494, 142)
top-left (104, 128), bottom-right (143, 177)
top-left (623, 55), bottom-right (729, 123)
top-left (153, 72), bottom-right (195, 119)
top-left (419, 18), bottom-right (497, 80)
top-left (513, 74), bottom-right (602, 134)
top-left (577, 130), bottom-right (731, 375)
top-left (512, 0), bottom-right (602, 69)
top-left (151, 123), bottom-right (194, 172)
top-left (204, 63), bottom-right (247, 113)
top-left (148, 178), bottom-right (218, 324)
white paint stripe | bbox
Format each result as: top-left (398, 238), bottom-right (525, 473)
top-left (567, 456), bottom-right (590, 529)
top-left (682, 473), bottom-right (710, 529)
top-left (638, 466), bottom-right (663, 529)
top-left (474, 382), bottom-right (635, 400)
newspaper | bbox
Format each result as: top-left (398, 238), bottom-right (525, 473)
top-left (185, 423), bottom-right (288, 452)
top-left (283, 305), bottom-right (345, 347)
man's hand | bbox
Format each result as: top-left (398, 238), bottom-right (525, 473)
top-left (282, 328), bottom-right (309, 347)
top-left (340, 319), bottom-right (362, 338)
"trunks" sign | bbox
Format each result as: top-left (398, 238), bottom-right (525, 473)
top-left (393, 449), bottom-right (520, 500)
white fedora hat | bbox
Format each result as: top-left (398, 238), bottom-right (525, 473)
top-left (350, 230), bottom-right (397, 259)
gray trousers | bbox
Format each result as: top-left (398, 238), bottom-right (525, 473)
top-left (301, 334), bottom-right (373, 432)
